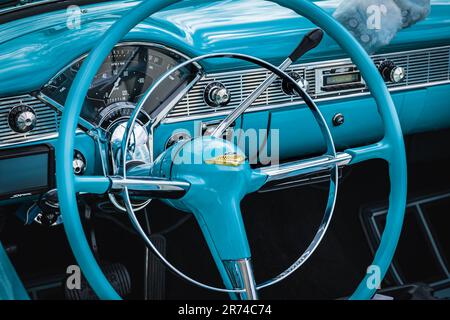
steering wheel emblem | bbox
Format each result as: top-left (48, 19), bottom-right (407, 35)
top-left (205, 152), bottom-right (245, 167)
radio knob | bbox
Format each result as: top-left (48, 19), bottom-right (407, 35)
top-left (8, 104), bottom-right (37, 133)
top-left (204, 82), bottom-right (231, 108)
top-left (378, 61), bottom-right (406, 83)
top-left (282, 71), bottom-right (309, 95)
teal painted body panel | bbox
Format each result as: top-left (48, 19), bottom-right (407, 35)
top-left (0, 242), bottom-right (29, 300)
top-left (0, 0), bottom-right (450, 96)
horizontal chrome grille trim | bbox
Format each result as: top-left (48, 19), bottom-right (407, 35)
top-left (166, 45), bottom-right (450, 123)
top-left (0, 94), bottom-right (61, 148)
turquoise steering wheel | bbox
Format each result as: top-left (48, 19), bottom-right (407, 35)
top-left (57, 0), bottom-right (407, 300)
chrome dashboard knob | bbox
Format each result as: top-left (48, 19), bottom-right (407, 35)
top-left (378, 60), bottom-right (406, 83)
top-left (391, 66), bottom-right (406, 83)
top-left (282, 71), bottom-right (309, 95)
top-left (8, 104), bottom-right (37, 133)
top-left (204, 82), bottom-right (231, 108)
top-left (73, 150), bottom-right (86, 175)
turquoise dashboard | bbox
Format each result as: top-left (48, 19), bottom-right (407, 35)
top-left (0, 0), bottom-right (450, 203)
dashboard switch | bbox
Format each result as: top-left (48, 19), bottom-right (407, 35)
top-left (8, 104), bottom-right (36, 133)
top-left (332, 113), bottom-right (345, 126)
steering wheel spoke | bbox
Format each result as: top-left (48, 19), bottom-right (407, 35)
top-left (345, 140), bottom-right (392, 165)
top-left (74, 175), bottom-right (190, 199)
top-left (74, 175), bottom-right (110, 194)
top-left (191, 199), bottom-right (258, 300)
top-left (111, 176), bottom-right (190, 199)
top-left (254, 152), bottom-right (352, 188)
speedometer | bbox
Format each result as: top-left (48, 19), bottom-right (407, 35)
top-left (87, 69), bottom-right (150, 106)
top-left (86, 47), bottom-right (153, 106)
top-left (40, 43), bottom-right (200, 127)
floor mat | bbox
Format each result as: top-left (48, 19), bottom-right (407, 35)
top-left (361, 191), bottom-right (450, 298)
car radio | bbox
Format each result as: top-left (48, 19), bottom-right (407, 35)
top-left (0, 144), bottom-right (54, 200)
top-left (315, 64), bottom-right (365, 95)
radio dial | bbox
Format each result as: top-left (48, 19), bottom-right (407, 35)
top-left (8, 105), bottom-right (37, 133)
top-left (282, 72), bottom-right (309, 96)
top-left (204, 82), bottom-right (231, 108)
top-left (378, 61), bottom-right (405, 83)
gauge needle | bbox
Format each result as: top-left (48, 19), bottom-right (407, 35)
top-left (108, 76), bottom-right (121, 98)
top-left (99, 48), bottom-right (139, 92)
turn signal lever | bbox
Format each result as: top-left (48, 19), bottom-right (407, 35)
top-left (211, 28), bottom-right (324, 138)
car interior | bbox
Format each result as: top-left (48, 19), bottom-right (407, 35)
top-left (0, 0), bottom-right (449, 301)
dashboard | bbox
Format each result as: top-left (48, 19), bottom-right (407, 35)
top-left (0, 0), bottom-right (449, 206)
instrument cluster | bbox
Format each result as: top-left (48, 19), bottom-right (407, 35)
top-left (40, 43), bottom-right (200, 130)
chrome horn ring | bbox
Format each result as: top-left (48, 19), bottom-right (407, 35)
top-left (116, 52), bottom-right (339, 293)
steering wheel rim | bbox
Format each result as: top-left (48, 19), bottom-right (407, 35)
top-left (119, 51), bottom-right (339, 294)
top-left (57, 0), bottom-right (407, 300)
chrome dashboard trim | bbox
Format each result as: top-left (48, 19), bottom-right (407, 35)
top-left (0, 94), bottom-right (61, 148)
top-left (0, 128), bottom-right (84, 149)
top-left (0, 132), bottom-right (59, 149)
top-left (210, 57), bottom-right (292, 138)
top-left (258, 151), bottom-right (352, 183)
top-left (165, 45), bottom-right (450, 123)
top-left (37, 93), bottom-right (95, 130)
top-left (2, 45), bottom-right (449, 148)
top-left (162, 79), bottom-right (450, 124)
top-left (147, 72), bottom-right (202, 162)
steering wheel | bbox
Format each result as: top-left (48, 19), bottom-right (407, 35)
top-left (57, 0), bottom-right (407, 300)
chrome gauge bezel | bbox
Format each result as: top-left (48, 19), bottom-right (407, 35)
top-left (97, 101), bottom-right (151, 132)
top-left (38, 41), bottom-right (203, 131)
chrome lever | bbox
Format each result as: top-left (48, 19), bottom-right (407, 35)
top-left (110, 177), bottom-right (190, 200)
top-left (211, 29), bottom-right (324, 138)
top-left (256, 152), bottom-right (352, 184)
